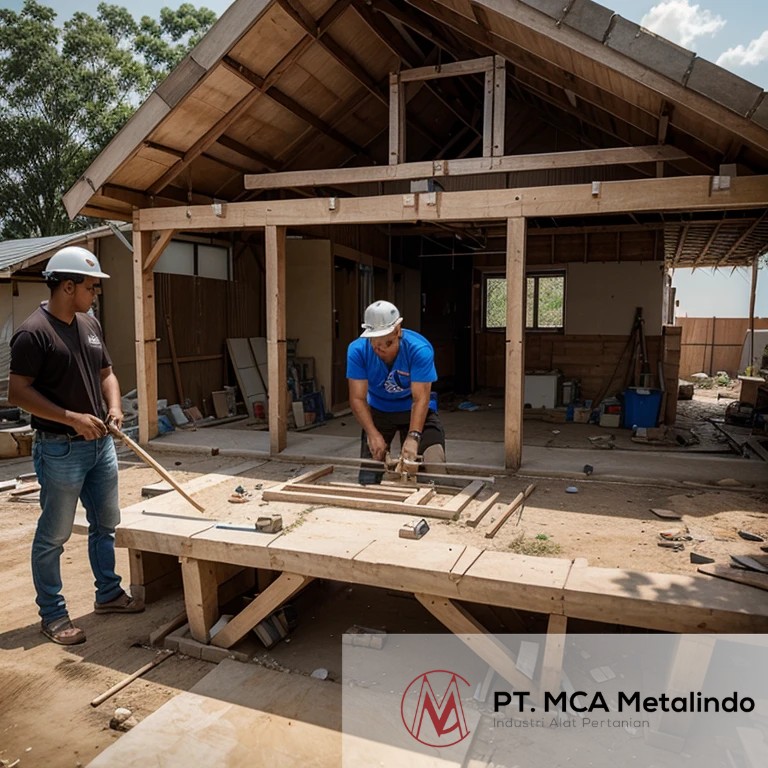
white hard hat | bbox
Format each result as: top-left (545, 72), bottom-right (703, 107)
top-left (42, 246), bottom-right (110, 280)
top-left (360, 300), bottom-right (403, 338)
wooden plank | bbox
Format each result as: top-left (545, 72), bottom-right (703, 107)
top-left (414, 593), bottom-right (533, 692)
top-left (265, 225), bottom-right (287, 454)
top-left (211, 572), bottom-right (312, 649)
top-left (441, 479), bottom-right (485, 514)
top-left (697, 564), bottom-right (768, 592)
top-left (404, 486), bottom-right (436, 505)
top-left (564, 565), bottom-right (768, 632)
top-left (144, 229), bottom-right (176, 271)
top-left (464, 492), bottom-right (500, 527)
top-left (505, 217), bottom-right (525, 470)
top-left (398, 55), bottom-right (493, 81)
top-left (180, 557), bottom-right (219, 643)
top-left (244, 145), bottom-right (689, 190)
top-left (485, 483), bottom-right (536, 538)
top-left (261, 486), bottom-right (459, 518)
top-left (278, 482), bottom-right (419, 501)
top-left (286, 464), bottom-right (335, 484)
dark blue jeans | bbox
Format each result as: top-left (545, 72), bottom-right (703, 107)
top-left (32, 434), bottom-right (123, 624)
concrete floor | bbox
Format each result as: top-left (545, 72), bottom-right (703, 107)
top-left (150, 404), bottom-right (768, 491)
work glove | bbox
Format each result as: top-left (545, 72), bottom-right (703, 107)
top-left (401, 435), bottom-right (420, 474)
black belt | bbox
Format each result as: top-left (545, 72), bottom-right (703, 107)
top-left (36, 431), bottom-right (86, 442)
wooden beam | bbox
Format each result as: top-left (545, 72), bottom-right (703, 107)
top-left (265, 225), bottom-right (287, 454)
top-left (505, 217), bottom-right (525, 470)
top-left (389, 73), bottom-right (405, 164)
top-left (132, 225), bottom-right (158, 444)
top-left (144, 229), bottom-right (176, 272)
top-left (398, 56), bottom-right (493, 82)
top-left (139, 176), bottom-right (768, 231)
top-left (245, 145), bottom-right (690, 190)
top-left (464, 491), bottom-right (500, 527)
top-left (537, 613), bottom-right (567, 702)
top-left (211, 572), bottom-right (312, 649)
top-left (715, 210), bottom-right (768, 266)
top-left (414, 593), bottom-right (534, 692)
top-left (492, 55), bottom-right (505, 157)
top-left (180, 557), bottom-right (219, 643)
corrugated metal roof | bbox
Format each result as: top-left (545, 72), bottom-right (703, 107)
top-left (0, 225), bottom-right (127, 276)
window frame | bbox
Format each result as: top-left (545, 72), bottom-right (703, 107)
top-left (482, 270), bottom-right (566, 333)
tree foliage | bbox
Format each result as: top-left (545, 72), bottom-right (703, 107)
top-left (0, 0), bottom-right (216, 239)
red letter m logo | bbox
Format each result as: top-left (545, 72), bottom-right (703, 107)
top-left (401, 670), bottom-right (470, 747)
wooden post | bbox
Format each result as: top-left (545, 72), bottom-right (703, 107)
top-left (482, 68), bottom-right (493, 157)
top-left (388, 73), bottom-right (404, 165)
top-left (492, 56), bottom-right (506, 157)
top-left (265, 225), bottom-right (287, 453)
top-left (505, 217), bottom-right (526, 470)
top-left (748, 256), bottom-right (759, 373)
top-left (132, 223), bottom-right (158, 444)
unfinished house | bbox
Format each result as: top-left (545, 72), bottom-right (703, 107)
top-left (63, 0), bottom-right (768, 468)
top-left (42, 4), bottom-right (768, 761)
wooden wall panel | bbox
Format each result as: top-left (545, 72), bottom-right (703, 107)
top-left (476, 332), bottom-right (663, 402)
top-left (677, 316), bottom-right (768, 377)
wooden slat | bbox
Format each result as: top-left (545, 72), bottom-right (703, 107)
top-left (485, 484), bottom-right (536, 539)
top-left (404, 486), bottom-right (436, 505)
top-left (464, 491), bottom-right (500, 527)
top-left (286, 464), bottom-right (335, 484)
top-left (697, 564), bottom-right (768, 592)
top-left (492, 55), bottom-right (505, 156)
top-left (441, 479), bottom-right (485, 514)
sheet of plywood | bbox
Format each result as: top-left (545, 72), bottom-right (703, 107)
top-left (249, 337), bottom-right (269, 393)
top-left (227, 337), bottom-right (266, 414)
top-left (87, 661), bottom-right (341, 768)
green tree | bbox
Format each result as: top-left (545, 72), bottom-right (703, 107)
top-left (0, 0), bottom-right (216, 239)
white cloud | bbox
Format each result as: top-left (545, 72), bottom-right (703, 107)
top-left (641, 1), bottom-right (725, 48)
top-left (717, 30), bottom-right (768, 68)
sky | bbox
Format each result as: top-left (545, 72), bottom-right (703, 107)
top-left (3, 0), bottom-right (766, 316)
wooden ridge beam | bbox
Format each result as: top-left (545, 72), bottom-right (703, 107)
top-left (244, 145), bottom-right (690, 190)
top-left (138, 175), bottom-right (768, 232)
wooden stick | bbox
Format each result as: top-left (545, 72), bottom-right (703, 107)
top-left (107, 422), bottom-right (205, 512)
top-left (485, 484), bottom-right (536, 539)
top-left (90, 650), bottom-right (176, 707)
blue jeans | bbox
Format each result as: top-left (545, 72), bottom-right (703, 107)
top-left (32, 434), bottom-right (123, 624)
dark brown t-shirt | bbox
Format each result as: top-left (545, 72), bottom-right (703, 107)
top-left (10, 305), bottom-right (113, 435)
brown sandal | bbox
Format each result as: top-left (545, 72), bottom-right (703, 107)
top-left (93, 593), bottom-right (145, 614)
top-left (41, 616), bottom-right (86, 645)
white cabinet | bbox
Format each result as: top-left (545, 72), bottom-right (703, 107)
top-left (524, 374), bottom-right (560, 409)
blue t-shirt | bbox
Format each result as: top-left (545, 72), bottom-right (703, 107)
top-left (346, 329), bottom-right (437, 413)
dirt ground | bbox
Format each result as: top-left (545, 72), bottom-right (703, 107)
top-left (1, 386), bottom-right (766, 767)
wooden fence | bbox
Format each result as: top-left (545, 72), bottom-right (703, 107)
top-left (677, 317), bottom-right (768, 377)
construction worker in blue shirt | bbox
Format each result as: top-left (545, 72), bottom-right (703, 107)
top-left (347, 300), bottom-right (446, 484)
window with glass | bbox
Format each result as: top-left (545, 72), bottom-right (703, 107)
top-left (484, 272), bottom-right (565, 331)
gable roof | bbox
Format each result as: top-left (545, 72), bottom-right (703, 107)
top-left (63, 0), bottom-right (768, 267)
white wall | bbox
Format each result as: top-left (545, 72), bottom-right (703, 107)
top-left (566, 261), bottom-right (664, 335)
top-left (286, 240), bottom-right (333, 405)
